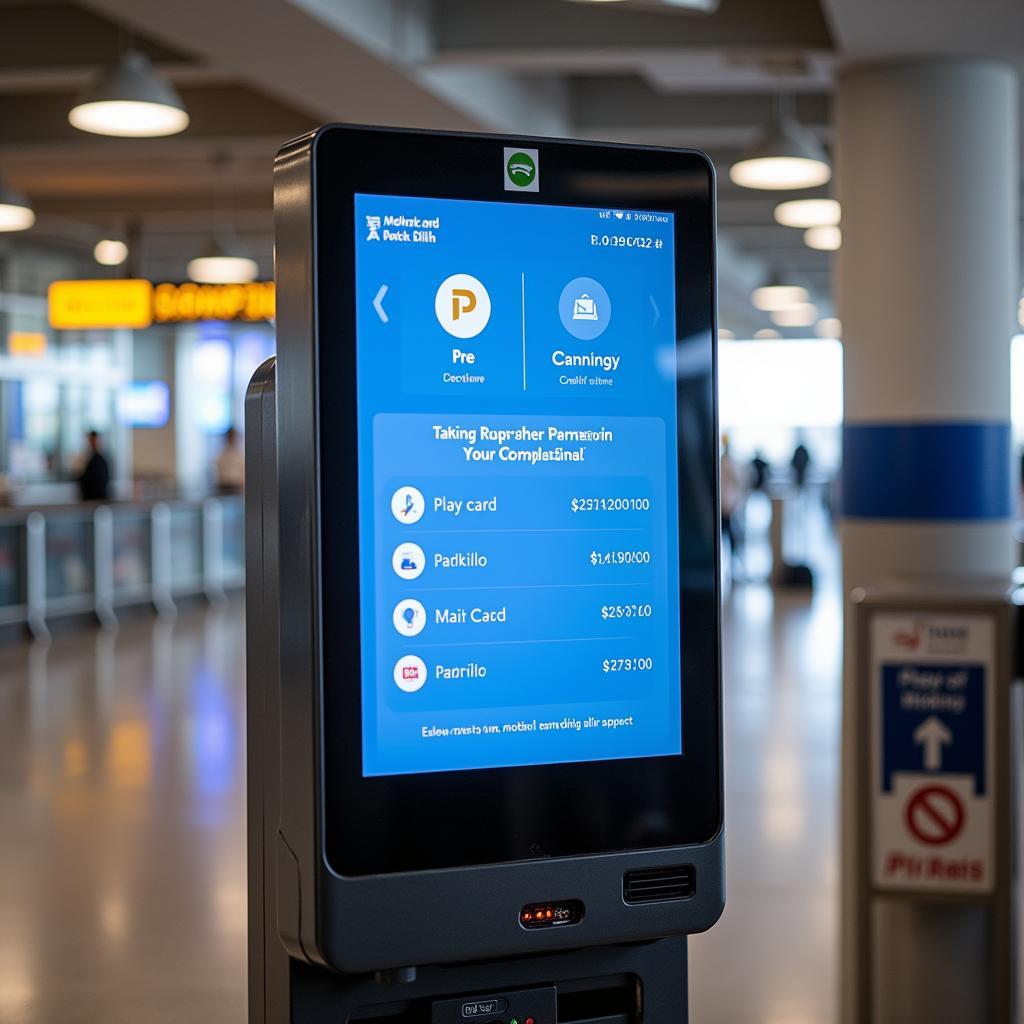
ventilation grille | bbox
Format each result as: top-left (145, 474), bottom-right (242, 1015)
top-left (622, 864), bottom-right (695, 905)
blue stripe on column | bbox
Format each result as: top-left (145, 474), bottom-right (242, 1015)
top-left (843, 422), bottom-right (1012, 520)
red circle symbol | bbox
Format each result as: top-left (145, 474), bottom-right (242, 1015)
top-left (904, 784), bottom-right (965, 846)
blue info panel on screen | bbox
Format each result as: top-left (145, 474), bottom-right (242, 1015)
top-left (353, 193), bottom-right (681, 776)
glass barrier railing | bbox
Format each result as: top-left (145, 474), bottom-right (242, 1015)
top-left (0, 495), bottom-right (245, 640)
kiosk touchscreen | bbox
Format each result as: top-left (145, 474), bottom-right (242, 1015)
top-left (256, 125), bottom-right (722, 982)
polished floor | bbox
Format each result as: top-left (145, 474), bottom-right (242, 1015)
top-left (0, 498), bottom-right (841, 1024)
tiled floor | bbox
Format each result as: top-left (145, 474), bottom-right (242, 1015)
top-left (0, 502), bottom-right (842, 1024)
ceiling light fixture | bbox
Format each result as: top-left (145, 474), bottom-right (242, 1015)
top-left (0, 177), bottom-right (35, 232)
top-left (69, 50), bottom-right (190, 138)
top-left (816, 317), bottom-right (843, 338)
top-left (94, 239), bottom-right (128, 266)
top-left (718, 328), bottom-right (735, 341)
top-left (730, 96), bottom-right (831, 191)
top-left (753, 328), bottom-right (781, 340)
top-left (187, 239), bottom-right (258, 284)
top-left (752, 282), bottom-right (808, 311)
top-left (804, 225), bottom-right (842, 251)
top-left (774, 198), bottom-right (840, 229)
top-left (771, 303), bottom-right (819, 327)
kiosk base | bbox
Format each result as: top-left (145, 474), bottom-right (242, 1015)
top-left (246, 359), bottom-right (690, 1024)
top-left (283, 939), bottom-right (687, 1024)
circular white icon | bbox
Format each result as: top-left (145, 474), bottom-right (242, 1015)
top-left (393, 655), bottom-right (428, 693)
top-left (393, 598), bottom-right (427, 637)
top-left (435, 273), bottom-right (491, 339)
top-left (392, 542), bottom-right (426, 580)
top-left (390, 486), bottom-right (425, 524)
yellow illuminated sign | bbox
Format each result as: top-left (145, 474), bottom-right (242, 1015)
top-left (7, 331), bottom-right (47, 357)
top-left (49, 279), bottom-right (153, 330)
top-left (48, 279), bottom-right (275, 330)
top-left (153, 281), bottom-right (275, 324)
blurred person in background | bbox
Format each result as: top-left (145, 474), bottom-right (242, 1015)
top-left (214, 426), bottom-right (245, 494)
top-left (750, 449), bottom-right (770, 493)
top-left (791, 437), bottom-right (812, 490)
top-left (78, 430), bottom-right (110, 502)
top-left (721, 435), bottom-right (746, 574)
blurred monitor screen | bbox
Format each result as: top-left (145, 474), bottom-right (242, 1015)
top-left (118, 380), bottom-right (170, 428)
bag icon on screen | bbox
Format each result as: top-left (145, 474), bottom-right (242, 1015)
top-left (572, 294), bottom-right (599, 321)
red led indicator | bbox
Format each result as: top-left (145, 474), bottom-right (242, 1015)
top-left (519, 899), bottom-right (584, 929)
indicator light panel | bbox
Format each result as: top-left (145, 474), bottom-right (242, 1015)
top-left (519, 899), bottom-right (584, 930)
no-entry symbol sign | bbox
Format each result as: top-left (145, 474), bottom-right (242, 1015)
top-left (904, 784), bottom-right (965, 846)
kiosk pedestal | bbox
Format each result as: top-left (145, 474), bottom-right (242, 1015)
top-left (246, 358), bottom-right (691, 1024)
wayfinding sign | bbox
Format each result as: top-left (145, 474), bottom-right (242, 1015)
top-left (870, 612), bottom-right (995, 893)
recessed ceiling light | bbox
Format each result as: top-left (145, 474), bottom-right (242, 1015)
top-left (718, 328), bottom-right (735, 340)
top-left (753, 328), bottom-right (781, 340)
top-left (0, 177), bottom-right (34, 232)
top-left (94, 239), bottom-right (128, 266)
top-left (774, 198), bottom-right (841, 228)
top-left (804, 225), bottom-right (842, 251)
top-left (771, 303), bottom-right (818, 327)
top-left (730, 101), bottom-right (831, 191)
top-left (752, 283), bottom-right (808, 311)
top-left (69, 51), bottom-right (189, 138)
top-left (816, 317), bottom-right (842, 338)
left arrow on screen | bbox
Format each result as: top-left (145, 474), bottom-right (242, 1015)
top-left (374, 284), bottom-right (389, 324)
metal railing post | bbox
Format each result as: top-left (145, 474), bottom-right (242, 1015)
top-left (150, 502), bottom-right (176, 619)
top-left (202, 497), bottom-right (226, 604)
top-left (25, 511), bottom-right (49, 642)
top-left (93, 505), bottom-right (117, 630)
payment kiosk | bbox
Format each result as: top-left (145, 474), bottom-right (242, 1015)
top-left (247, 125), bottom-right (722, 1023)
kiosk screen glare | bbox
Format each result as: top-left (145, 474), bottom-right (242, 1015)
top-left (353, 194), bottom-right (681, 776)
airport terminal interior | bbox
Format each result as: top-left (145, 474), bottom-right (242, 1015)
top-left (0, 1), bottom-right (1022, 1023)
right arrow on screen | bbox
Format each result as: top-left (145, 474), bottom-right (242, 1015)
top-left (913, 715), bottom-right (952, 771)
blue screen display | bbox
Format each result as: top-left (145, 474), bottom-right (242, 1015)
top-left (118, 380), bottom-right (170, 428)
top-left (353, 194), bottom-right (681, 776)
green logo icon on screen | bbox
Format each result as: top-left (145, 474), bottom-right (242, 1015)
top-left (504, 147), bottom-right (539, 192)
top-left (507, 152), bottom-right (535, 186)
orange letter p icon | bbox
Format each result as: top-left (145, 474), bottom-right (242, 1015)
top-left (451, 288), bottom-right (477, 321)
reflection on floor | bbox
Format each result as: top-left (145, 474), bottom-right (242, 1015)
top-left (0, 498), bottom-right (841, 1024)
top-left (0, 604), bottom-right (248, 1024)
top-left (691, 493), bottom-right (841, 1023)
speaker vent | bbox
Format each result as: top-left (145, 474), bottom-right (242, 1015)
top-left (622, 865), bottom-right (695, 905)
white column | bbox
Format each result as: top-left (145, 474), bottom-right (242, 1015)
top-left (836, 59), bottom-right (1019, 1023)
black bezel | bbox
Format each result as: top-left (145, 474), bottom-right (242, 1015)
top-left (313, 126), bottom-right (720, 877)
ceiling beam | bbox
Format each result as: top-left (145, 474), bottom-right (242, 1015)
top-left (0, 2), bottom-right (189, 69)
top-left (434, 0), bottom-right (834, 63)
top-left (0, 64), bottom-right (230, 96)
top-left (0, 85), bottom-right (314, 148)
top-left (81, 0), bottom-right (569, 136)
top-left (821, 0), bottom-right (1024, 62)
top-left (571, 77), bottom-right (832, 140)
